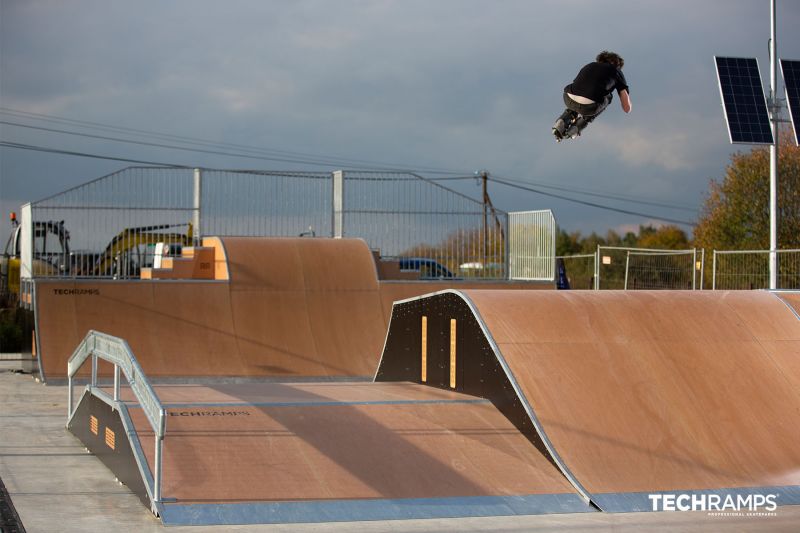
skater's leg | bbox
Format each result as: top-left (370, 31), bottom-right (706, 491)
top-left (553, 108), bottom-right (576, 137)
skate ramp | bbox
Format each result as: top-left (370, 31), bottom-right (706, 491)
top-left (33, 237), bottom-right (550, 381)
top-left (376, 290), bottom-right (800, 511)
top-left (68, 381), bottom-right (591, 525)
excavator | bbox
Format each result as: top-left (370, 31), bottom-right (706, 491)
top-left (1, 212), bottom-right (193, 306)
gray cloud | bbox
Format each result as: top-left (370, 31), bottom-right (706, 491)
top-left (1, 0), bottom-right (798, 239)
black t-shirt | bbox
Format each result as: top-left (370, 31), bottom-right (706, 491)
top-left (566, 62), bottom-right (629, 103)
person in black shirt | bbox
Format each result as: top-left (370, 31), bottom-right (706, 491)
top-left (553, 51), bottom-right (631, 140)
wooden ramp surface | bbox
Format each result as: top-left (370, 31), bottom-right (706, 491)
top-left (106, 382), bottom-right (588, 524)
top-left (378, 290), bottom-right (800, 511)
top-left (33, 237), bottom-right (548, 381)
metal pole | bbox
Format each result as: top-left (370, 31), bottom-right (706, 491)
top-left (113, 364), bottom-right (120, 402)
top-left (67, 375), bottom-right (73, 420)
top-left (712, 250), bottom-right (717, 290)
top-left (332, 171), bottom-right (344, 238)
top-left (595, 245), bottom-right (601, 290)
top-left (193, 168), bottom-right (202, 246)
top-left (154, 436), bottom-right (163, 502)
top-left (482, 171), bottom-right (488, 269)
top-left (624, 251), bottom-right (630, 290)
top-left (91, 353), bottom-right (98, 389)
top-left (769, 0), bottom-right (778, 289)
top-left (700, 249), bottom-right (705, 290)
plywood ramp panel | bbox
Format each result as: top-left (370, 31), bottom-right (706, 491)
top-left (378, 290), bottom-right (800, 509)
top-left (127, 383), bottom-right (576, 504)
top-left (466, 290), bottom-right (800, 494)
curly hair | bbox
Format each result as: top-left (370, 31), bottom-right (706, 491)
top-left (596, 51), bottom-right (624, 69)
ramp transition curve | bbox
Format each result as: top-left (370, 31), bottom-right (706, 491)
top-left (376, 289), bottom-right (800, 511)
top-left (34, 237), bottom-right (547, 381)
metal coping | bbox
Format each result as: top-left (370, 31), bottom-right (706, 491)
top-left (158, 493), bottom-right (594, 526)
top-left (123, 398), bottom-right (492, 409)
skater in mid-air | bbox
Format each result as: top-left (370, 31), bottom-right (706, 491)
top-left (552, 51), bottom-right (631, 141)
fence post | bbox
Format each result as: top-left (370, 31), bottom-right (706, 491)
top-left (332, 171), bottom-right (344, 238)
top-left (594, 245), bottom-right (601, 290)
top-left (193, 168), bottom-right (202, 244)
top-left (712, 250), bottom-right (717, 290)
top-left (624, 251), bottom-right (630, 290)
top-left (699, 249), bottom-right (705, 290)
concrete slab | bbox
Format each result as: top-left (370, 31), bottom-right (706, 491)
top-left (2, 372), bottom-right (799, 532)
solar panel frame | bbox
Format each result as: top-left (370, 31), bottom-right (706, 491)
top-left (714, 56), bottom-right (774, 145)
top-left (780, 59), bottom-right (800, 146)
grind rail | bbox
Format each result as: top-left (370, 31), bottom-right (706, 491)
top-left (66, 330), bottom-right (166, 513)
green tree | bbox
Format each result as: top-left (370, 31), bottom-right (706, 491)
top-left (693, 133), bottom-right (800, 251)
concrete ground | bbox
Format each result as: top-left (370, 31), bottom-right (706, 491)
top-left (1, 368), bottom-right (798, 532)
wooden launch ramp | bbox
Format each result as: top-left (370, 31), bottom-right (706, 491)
top-left (67, 374), bottom-right (590, 525)
top-left (377, 289), bottom-right (800, 512)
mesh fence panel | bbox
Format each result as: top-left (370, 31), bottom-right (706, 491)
top-left (624, 251), bottom-right (697, 290)
top-left (713, 250), bottom-right (800, 289)
top-left (25, 167), bottom-right (509, 280)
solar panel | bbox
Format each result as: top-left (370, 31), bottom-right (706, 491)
top-left (781, 59), bottom-right (800, 145)
top-left (715, 56), bottom-right (774, 144)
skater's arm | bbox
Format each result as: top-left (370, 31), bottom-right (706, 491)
top-left (619, 89), bottom-right (631, 113)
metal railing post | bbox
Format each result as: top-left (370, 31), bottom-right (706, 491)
top-left (67, 374), bottom-right (73, 419)
top-left (91, 353), bottom-right (98, 388)
top-left (113, 364), bottom-right (121, 402)
top-left (154, 435), bottom-right (163, 503)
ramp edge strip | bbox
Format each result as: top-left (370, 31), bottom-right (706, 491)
top-left (592, 485), bottom-right (800, 513)
top-left (772, 290), bottom-right (800, 321)
top-left (374, 289), bottom-right (595, 508)
top-left (123, 398), bottom-right (492, 409)
top-left (159, 493), bottom-right (594, 526)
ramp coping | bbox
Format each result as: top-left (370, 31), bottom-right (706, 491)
top-left (66, 330), bottom-right (167, 514)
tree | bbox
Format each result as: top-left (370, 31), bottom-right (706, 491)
top-left (693, 133), bottom-right (800, 251)
top-left (638, 225), bottom-right (690, 249)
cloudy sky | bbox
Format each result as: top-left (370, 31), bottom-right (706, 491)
top-left (1, 0), bottom-right (798, 239)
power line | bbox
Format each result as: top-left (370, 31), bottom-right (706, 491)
top-left (1, 107), bottom-right (701, 212)
top-left (1, 140), bottom-right (698, 226)
top-left (493, 174), bottom-right (698, 212)
top-left (0, 107), bottom-right (470, 175)
top-left (489, 176), bottom-right (696, 226)
top-left (0, 140), bottom-right (190, 167)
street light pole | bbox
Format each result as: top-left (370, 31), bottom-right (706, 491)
top-left (769, 0), bottom-right (778, 289)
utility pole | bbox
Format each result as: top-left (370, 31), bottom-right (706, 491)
top-left (480, 170), bottom-right (489, 267)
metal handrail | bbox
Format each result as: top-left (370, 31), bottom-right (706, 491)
top-left (66, 330), bottom-right (166, 506)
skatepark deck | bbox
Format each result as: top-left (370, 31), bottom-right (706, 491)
top-left (377, 289), bottom-right (800, 512)
top-left (67, 381), bottom-right (590, 525)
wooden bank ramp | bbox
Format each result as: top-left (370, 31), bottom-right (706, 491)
top-left (377, 290), bottom-right (800, 512)
top-left (33, 237), bottom-right (547, 382)
top-left (68, 381), bottom-right (591, 525)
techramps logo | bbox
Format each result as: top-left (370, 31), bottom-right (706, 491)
top-left (648, 493), bottom-right (778, 516)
